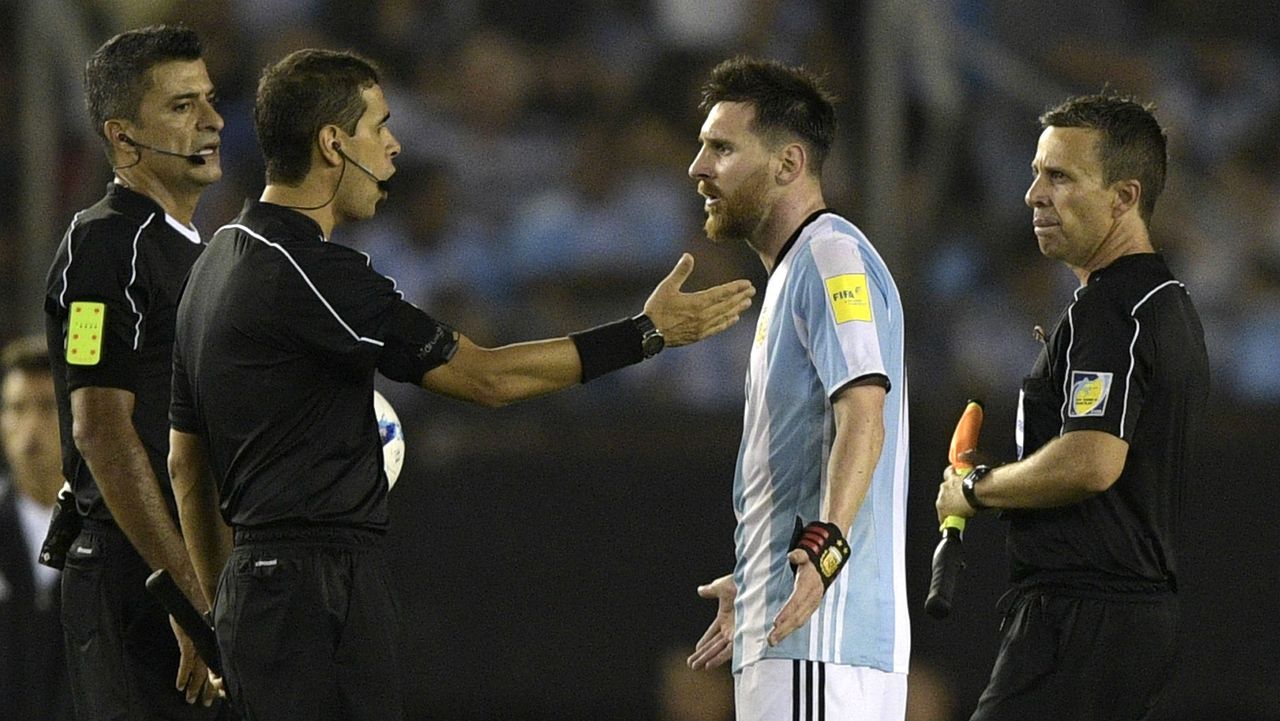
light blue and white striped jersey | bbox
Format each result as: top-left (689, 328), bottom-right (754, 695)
top-left (732, 211), bottom-right (909, 674)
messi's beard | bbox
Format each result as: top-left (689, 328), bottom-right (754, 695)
top-left (704, 167), bottom-right (771, 245)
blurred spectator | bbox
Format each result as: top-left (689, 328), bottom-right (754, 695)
top-left (0, 336), bottom-right (73, 721)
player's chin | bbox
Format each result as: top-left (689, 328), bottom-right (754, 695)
top-left (703, 216), bottom-right (730, 244)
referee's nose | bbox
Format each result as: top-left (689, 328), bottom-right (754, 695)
top-left (1025, 172), bottom-right (1050, 209)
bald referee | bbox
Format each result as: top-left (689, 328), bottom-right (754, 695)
top-left (166, 48), bottom-right (753, 721)
top-left (935, 94), bottom-right (1209, 720)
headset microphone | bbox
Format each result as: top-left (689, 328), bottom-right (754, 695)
top-left (119, 134), bottom-right (207, 165)
top-left (334, 144), bottom-right (391, 192)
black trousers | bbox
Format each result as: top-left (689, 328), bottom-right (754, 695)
top-left (61, 520), bottom-right (228, 721)
top-left (971, 589), bottom-right (1178, 721)
top-left (216, 526), bottom-right (402, 721)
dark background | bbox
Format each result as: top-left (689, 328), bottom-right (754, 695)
top-left (3, 1), bottom-right (1277, 719)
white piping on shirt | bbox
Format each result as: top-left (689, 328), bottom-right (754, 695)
top-left (218, 223), bottom-right (385, 347)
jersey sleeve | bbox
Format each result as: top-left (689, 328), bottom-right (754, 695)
top-left (277, 244), bottom-right (457, 379)
top-left (1058, 294), bottom-right (1149, 440)
top-left (169, 324), bottom-right (199, 434)
top-left (793, 234), bottom-right (889, 398)
top-left (51, 219), bottom-right (153, 392)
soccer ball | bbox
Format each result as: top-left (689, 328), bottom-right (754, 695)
top-left (374, 390), bottom-right (405, 489)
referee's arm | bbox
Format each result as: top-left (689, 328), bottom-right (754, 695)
top-left (416, 254), bottom-right (753, 407)
top-left (420, 333), bottom-right (582, 408)
top-left (936, 430), bottom-right (1128, 521)
top-left (169, 428), bottom-right (231, 608)
top-left (71, 388), bottom-right (209, 608)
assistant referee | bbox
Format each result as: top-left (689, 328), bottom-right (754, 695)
top-left (935, 94), bottom-right (1209, 721)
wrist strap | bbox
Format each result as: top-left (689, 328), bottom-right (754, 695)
top-left (790, 519), bottom-right (850, 590)
top-left (962, 464), bottom-right (993, 511)
top-left (569, 318), bottom-right (644, 383)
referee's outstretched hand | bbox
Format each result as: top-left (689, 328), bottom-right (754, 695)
top-left (644, 254), bottom-right (754, 347)
top-left (688, 574), bottom-right (736, 670)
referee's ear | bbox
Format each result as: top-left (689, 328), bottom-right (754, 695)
top-left (317, 125), bottom-right (343, 169)
top-left (104, 119), bottom-right (129, 160)
top-left (1111, 178), bottom-right (1141, 220)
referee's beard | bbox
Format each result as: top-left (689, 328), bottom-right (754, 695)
top-left (704, 166), bottom-right (770, 246)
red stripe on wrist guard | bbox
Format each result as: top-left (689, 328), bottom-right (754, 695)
top-left (791, 520), bottom-right (850, 590)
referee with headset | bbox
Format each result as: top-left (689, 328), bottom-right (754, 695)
top-left (935, 94), bottom-right (1209, 720)
top-left (42, 26), bottom-right (228, 719)
top-left (166, 48), bottom-right (754, 721)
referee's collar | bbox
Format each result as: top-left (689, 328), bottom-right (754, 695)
top-left (106, 182), bottom-right (166, 220)
top-left (1086, 252), bottom-right (1164, 286)
top-left (773, 208), bottom-right (834, 273)
top-left (240, 200), bottom-right (327, 243)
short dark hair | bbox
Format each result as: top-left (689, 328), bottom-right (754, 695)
top-left (255, 49), bottom-right (382, 185)
top-left (1, 336), bottom-right (50, 378)
top-left (699, 56), bottom-right (837, 174)
top-left (1040, 93), bottom-right (1168, 223)
top-left (84, 25), bottom-right (203, 147)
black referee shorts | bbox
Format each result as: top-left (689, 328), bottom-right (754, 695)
top-left (215, 526), bottom-right (402, 721)
top-left (60, 520), bottom-right (229, 721)
top-left (970, 588), bottom-right (1178, 721)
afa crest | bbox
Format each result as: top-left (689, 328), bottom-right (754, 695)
top-left (754, 305), bottom-right (772, 346)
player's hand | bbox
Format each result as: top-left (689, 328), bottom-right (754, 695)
top-left (768, 551), bottom-right (824, 646)
top-left (688, 574), bottom-right (736, 670)
top-left (935, 464), bottom-right (976, 524)
top-left (644, 254), bottom-right (754, 347)
top-left (170, 616), bottom-right (222, 705)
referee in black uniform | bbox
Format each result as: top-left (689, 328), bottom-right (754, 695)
top-left (935, 93), bottom-right (1209, 720)
top-left (41, 26), bottom-right (227, 719)
top-left (166, 49), bottom-right (754, 721)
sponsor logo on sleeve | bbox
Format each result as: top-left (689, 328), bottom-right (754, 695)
top-left (825, 274), bottom-right (872, 324)
top-left (1069, 371), bottom-right (1113, 417)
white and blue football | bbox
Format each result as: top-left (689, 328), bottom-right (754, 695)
top-left (374, 390), bottom-right (405, 489)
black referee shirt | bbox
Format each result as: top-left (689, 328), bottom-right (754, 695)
top-left (171, 200), bottom-right (454, 530)
top-left (1009, 253), bottom-right (1209, 593)
top-left (43, 183), bottom-right (205, 523)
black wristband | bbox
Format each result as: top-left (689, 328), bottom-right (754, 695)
top-left (790, 519), bottom-right (851, 590)
top-left (569, 318), bottom-right (644, 383)
top-left (961, 464), bottom-right (993, 511)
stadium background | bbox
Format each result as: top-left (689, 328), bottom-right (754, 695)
top-left (2, 1), bottom-right (1277, 719)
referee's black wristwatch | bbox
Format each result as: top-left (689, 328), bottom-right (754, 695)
top-left (633, 314), bottom-right (665, 358)
top-left (961, 464), bottom-right (993, 511)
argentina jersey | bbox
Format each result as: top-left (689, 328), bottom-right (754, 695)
top-left (731, 211), bottom-right (909, 674)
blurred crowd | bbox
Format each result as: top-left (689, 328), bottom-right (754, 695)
top-left (3, 0), bottom-right (1279, 411)
top-left (1, 1), bottom-right (1277, 720)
